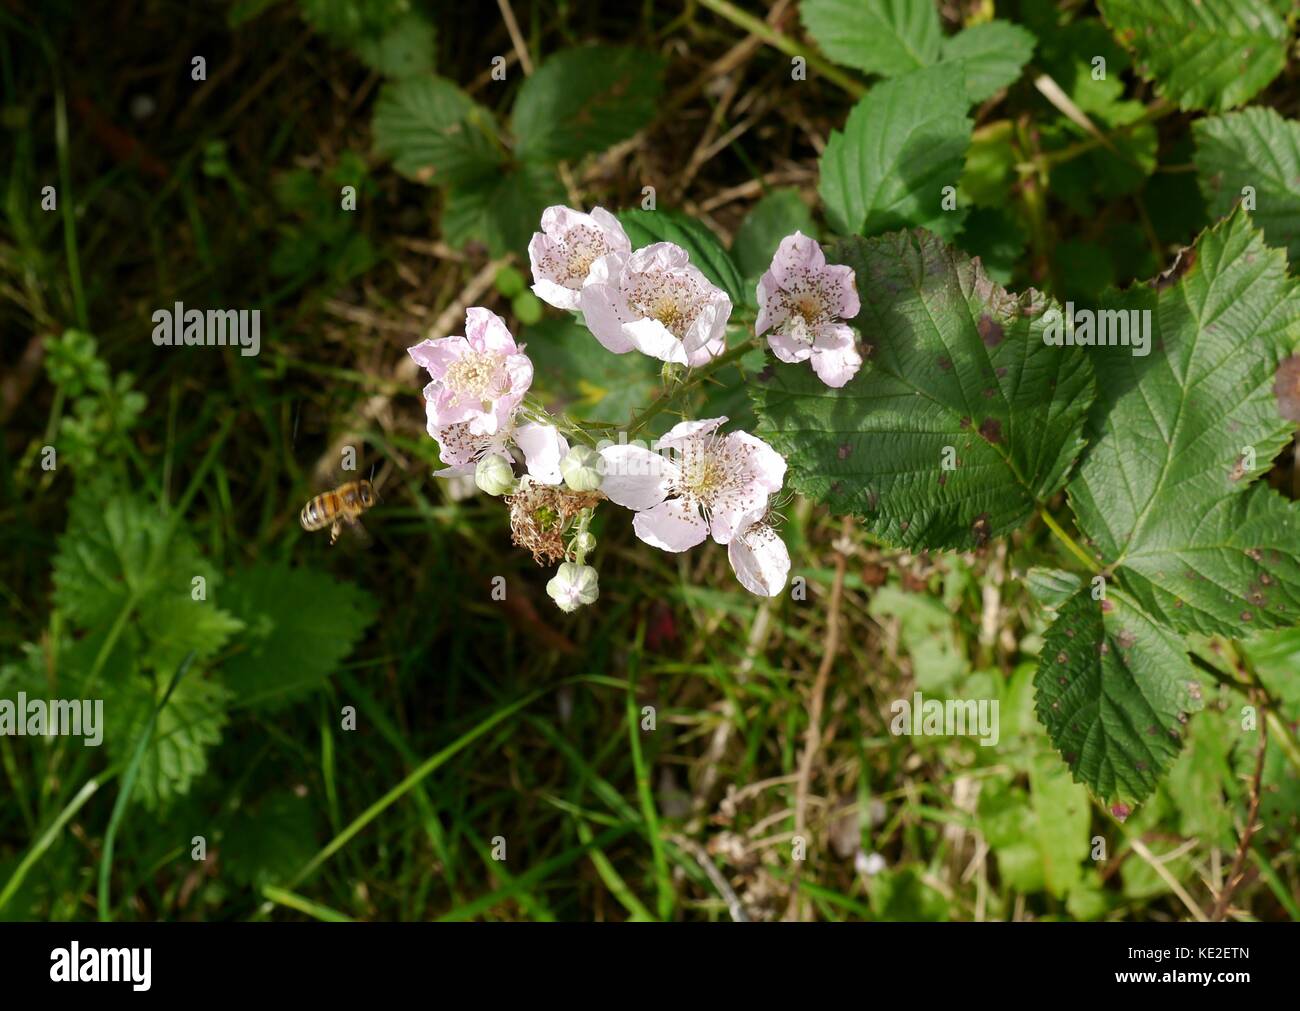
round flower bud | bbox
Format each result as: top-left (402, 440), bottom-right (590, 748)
top-left (546, 562), bottom-right (599, 612)
top-left (475, 454), bottom-right (516, 497)
top-left (560, 445), bottom-right (603, 492)
top-left (572, 531), bottom-right (596, 555)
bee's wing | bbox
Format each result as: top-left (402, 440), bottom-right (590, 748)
top-left (340, 513), bottom-right (373, 548)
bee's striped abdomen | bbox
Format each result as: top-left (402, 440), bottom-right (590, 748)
top-left (300, 491), bottom-right (338, 531)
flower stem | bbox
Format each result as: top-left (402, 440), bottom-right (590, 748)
top-left (628, 340), bottom-right (757, 438)
top-left (1037, 506), bottom-right (1100, 574)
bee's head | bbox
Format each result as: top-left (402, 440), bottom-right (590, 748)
top-left (358, 480), bottom-right (376, 507)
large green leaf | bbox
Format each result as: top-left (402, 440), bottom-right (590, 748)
top-left (513, 46), bottom-right (663, 163)
top-left (751, 228), bottom-right (1095, 550)
top-left (354, 11), bottom-right (436, 78)
top-left (1097, 0), bottom-right (1288, 111)
top-left (106, 671), bottom-right (231, 810)
top-left (940, 21), bottom-right (1036, 104)
top-left (1035, 588), bottom-right (1202, 803)
top-left (800, 0), bottom-right (941, 77)
top-left (1066, 209), bottom-right (1300, 637)
top-left (819, 63), bottom-right (973, 239)
top-left (220, 563), bottom-right (376, 710)
top-left (371, 75), bottom-right (502, 186)
top-left (1194, 108), bottom-right (1300, 262)
top-left (52, 481), bottom-right (215, 630)
top-left (441, 160), bottom-right (566, 256)
top-left (617, 208), bottom-right (746, 306)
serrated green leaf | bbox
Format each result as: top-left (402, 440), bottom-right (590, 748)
top-left (819, 63), bottom-right (973, 239)
top-left (940, 21), bottom-right (1036, 103)
top-left (800, 0), bottom-right (941, 77)
top-left (220, 563), bottom-right (376, 709)
top-left (617, 208), bottom-right (746, 306)
top-left (300, 0), bottom-right (408, 40)
top-left (524, 317), bottom-right (660, 424)
top-left (52, 482), bottom-right (211, 631)
top-left (1194, 108), bottom-right (1300, 263)
top-left (106, 672), bottom-right (231, 810)
top-left (141, 597), bottom-right (244, 676)
top-left (371, 75), bottom-right (502, 186)
top-left (1066, 209), bottom-right (1300, 637)
top-left (751, 229), bottom-right (1095, 550)
top-left (512, 46), bottom-right (663, 163)
top-left (1026, 567), bottom-right (1084, 610)
top-left (354, 11), bottom-right (436, 78)
top-left (441, 160), bottom-right (566, 256)
top-left (1097, 0), bottom-right (1288, 112)
top-left (731, 188), bottom-right (819, 280)
top-left (1035, 588), bottom-right (1202, 803)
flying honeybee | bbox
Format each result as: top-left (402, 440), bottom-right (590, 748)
top-left (300, 479), bottom-right (377, 546)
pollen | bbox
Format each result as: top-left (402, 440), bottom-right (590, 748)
top-left (627, 274), bottom-right (706, 340)
top-left (543, 224), bottom-right (611, 287)
top-left (444, 350), bottom-right (504, 403)
top-left (671, 435), bottom-right (758, 518)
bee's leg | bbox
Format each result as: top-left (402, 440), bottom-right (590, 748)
top-left (330, 521), bottom-right (341, 546)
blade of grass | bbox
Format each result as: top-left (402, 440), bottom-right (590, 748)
top-left (281, 686), bottom-right (547, 893)
top-left (626, 619), bottom-right (674, 921)
top-left (261, 885), bottom-right (354, 922)
top-left (98, 651), bottom-right (196, 921)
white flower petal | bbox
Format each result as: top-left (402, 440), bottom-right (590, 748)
top-left (624, 317), bottom-right (688, 364)
top-left (728, 520), bottom-right (790, 596)
top-left (514, 423), bottom-right (568, 485)
top-left (579, 283), bottom-right (637, 354)
top-left (633, 497), bottom-right (709, 552)
top-left (598, 444), bottom-right (676, 509)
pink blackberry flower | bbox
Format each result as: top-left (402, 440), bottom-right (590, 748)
top-left (598, 417), bottom-right (785, 552)
top-left (756, 231), bottom-right (862, 388)
top-left (407, 307), bottom-right (533, 436)
top-left (580, 242), bottom-right (731, 366)
top-left (528, 205), bottom-right (632, 310)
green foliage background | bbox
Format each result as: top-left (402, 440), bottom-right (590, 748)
top-left (1, 0), bottom-right (1298, 922)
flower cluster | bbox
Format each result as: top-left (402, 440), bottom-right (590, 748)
top-left (409, 205), bottom-right (863, 611)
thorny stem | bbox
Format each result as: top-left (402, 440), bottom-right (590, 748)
top-left (628, 339), bottom-right (758, 438)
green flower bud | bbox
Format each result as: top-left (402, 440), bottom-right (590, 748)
top-left (560, 445), bottom-right (603, 492)
top-left (475, 454), bottom-right (516, 497)
top-left (572, 531), bottom-right (596, 556)
top-left (546, 562), bottom-right (599, 612)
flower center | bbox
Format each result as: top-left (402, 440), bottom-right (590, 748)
top-left (557, 225), bottom-right (608, 286)
top-left (672, 435), bottom-right (752, 513)
top-left (444, 350), bottom-right (504, 405)
top-left (780, 290), bottom-right (826, 344)
top-left (628, 275), bottom-right (705, 340)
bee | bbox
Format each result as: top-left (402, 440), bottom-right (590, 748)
top-left (300, 479), bottom-right (377, 546)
